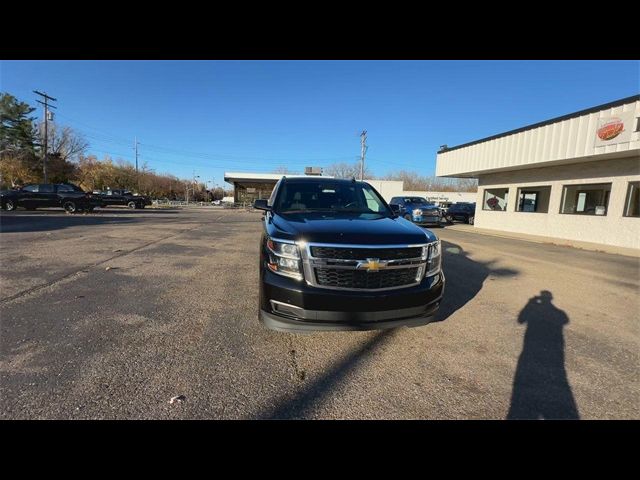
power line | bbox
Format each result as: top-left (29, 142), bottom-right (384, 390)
top-left (55, 113), bottom-right (432, 174)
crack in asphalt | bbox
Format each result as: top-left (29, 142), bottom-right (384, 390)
top-left (0, 223), bottom-right (204, 306)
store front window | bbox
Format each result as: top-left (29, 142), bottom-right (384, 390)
top-left (560, 183), bottom-right (611, 216)
top-left (624, 181), bottom-right (640, 217)
top-left (516, 186), bottom-right (551, 213)
top-left (483, 188), bottom-right (509, 211)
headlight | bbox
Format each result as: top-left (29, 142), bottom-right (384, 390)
top-left (266, 238), bottom-right (303, 280)
top-left (426, 240), bottom-right (441, 277)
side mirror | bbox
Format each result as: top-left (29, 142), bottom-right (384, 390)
top-left (254, 199), bottom-right (271, 211)
top-left (389, 204), bottom-right (400, 214)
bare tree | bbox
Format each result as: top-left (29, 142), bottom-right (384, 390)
top-left (44, 123), bottom-right (89, 162)
top-left (272, 166), bottom-right (293, 174)
top-left (382, 170), bottom-right (477, 192)
top-left (324, 161), bottom-right (373, 179)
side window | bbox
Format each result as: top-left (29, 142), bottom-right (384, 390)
top-left (22, 185), bottom-right (38, 193)
top-left (56, 184), bottom-right (73, 193)
top-left (362, 188), bottom-right (383, 212)
top-left (268, 181), bottom-right (280, 206)
top-left (39, 184), bottom-right (55, 193)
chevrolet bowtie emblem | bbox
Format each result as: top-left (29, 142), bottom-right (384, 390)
top-left (358, 258), bottom-right (386, 272)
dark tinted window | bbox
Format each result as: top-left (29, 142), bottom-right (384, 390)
top-left (22, 185), bottom-right (38, 192)
top-left (39, 184), bottom-right (55, 193)
top-left (275, 181), bottom-right (389, 214)
top-left (57, 184), bottom-right (74, 193)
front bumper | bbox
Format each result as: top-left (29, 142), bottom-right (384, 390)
top-left (260, 269), bottom-right (445, 332)
top-left (411, 214), bottom-right (442, 225)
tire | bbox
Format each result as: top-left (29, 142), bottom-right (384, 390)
top-left (63, 201), bottom-right (77, 214)
top-left (446, 215), bottom-right (453, 223)
top-left (403, 214), bottom-right (412, 221)
top-left (127, 201), bottom-right (136, 209)
top-left (4, 199), bottom-right (16, 211)
top-left (468, 215), bottom-right (474, 225)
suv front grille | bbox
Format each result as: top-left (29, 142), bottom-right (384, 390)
top-left (310, 246), bottom-right (422, 260)
top-left (315, 267), bottom-right (420, 289)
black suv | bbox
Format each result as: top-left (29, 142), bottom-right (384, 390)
top-left (445, 202), bottom-right (476, 225)
top-left (0, 183), bottom-right (102, 213)
top-left (388, 196), bottom-right (442, 226)
top-left (96, 189), bottom-right (151, 209)
top-left (254, 177), bottom-right (445, 332)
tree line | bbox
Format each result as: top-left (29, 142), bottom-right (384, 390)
top-left (0, 92), bottom-right (229, 201)
top-left (274, 163), bottom-right (478, 193)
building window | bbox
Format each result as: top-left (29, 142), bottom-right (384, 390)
top-left (516, 186), bottom-right (551, 213)
top-left (624, 182), bottom-right (640, 217)
top-left (560, 183), bottom-right (611, 216)
top-left (483, 188), bottom-right (509, 211)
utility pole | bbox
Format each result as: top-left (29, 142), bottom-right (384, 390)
top-left (134, 137), bottom-right (140, 191)
top-left (134, 137), bottom-right (139, 173)
top-left (359, 130), bottom-right (368, 181)
top-left (33, 91), bottom-right (57, 183)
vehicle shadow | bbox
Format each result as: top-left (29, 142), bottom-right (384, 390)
top-left (507, 291), bottom-right (580, 419)
top-left (96, 208), bottom-right (183, 214)
top-left (434, 240), bottom-right (518, 322)
top-left (0, 213), bottom-right (142, 233)
top-left (257, 329), bottom-right (397, 419)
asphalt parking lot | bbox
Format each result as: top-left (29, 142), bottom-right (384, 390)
top-left (1, 208), bottom-right (638, 419)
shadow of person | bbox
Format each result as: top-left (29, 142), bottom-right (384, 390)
top-left (507, 291), bottom-right (579, 420)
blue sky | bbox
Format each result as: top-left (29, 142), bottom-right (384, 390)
top-left (1, 60), bottom-right (638, 188)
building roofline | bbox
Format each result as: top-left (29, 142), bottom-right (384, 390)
top-left (438, 94), bottom-right (640, 154)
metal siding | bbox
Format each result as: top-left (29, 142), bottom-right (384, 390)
top-left (437, 100), bottom-right (640, 177)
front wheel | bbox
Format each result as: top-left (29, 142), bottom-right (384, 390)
top-left (127, 201), bottom-right (137, 209)
top-left (445, 215), bottom-right (453, 223)
top-left (468, 215), bottom-right (474, 225)
top-left (63, 201), bottom-right (77, 214)
top-left (4, 199), bottom-right (16, 211)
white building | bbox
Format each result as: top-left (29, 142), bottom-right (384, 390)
top-left (436, 95), bottom-right (640, 250)
top-left (401, 190), bottom-right (477, 205)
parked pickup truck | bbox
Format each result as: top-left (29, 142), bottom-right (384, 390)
top-left (388, 196), bottom-right (442, 227)
top-left (96, 189), bottom-right (151, 209)
top-left (0, 183), bottom-right (103, 213)
top-left (253, 177), bottom-right (444, 332)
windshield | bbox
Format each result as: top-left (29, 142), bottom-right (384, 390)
top-left (405, 198), bottom-right (434, 206)
top-left (274, 181), bottom-right (391, 215)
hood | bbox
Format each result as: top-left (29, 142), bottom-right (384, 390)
top-left (269, 212), bottom-right (438, 245)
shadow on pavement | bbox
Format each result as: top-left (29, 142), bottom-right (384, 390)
top-left (0, 213), bottom-right (143, 233)
top-left (257, 329), bottom-right (397, 419)
top-left (434, 240), bottom-right (518, 322)
top-left (507, 290), bottom-right (580, 419)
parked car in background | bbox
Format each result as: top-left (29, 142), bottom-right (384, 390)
top-left (388, 196), bottom-right (442, 227)
top-left (95, 189), bottom-right (151, 209)
top-left (0, 183), bottom-right (103, 213)
top-left (445, 202), bottom-right (476, 225)
top-left (437, 202), bottom-right (453, 216)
